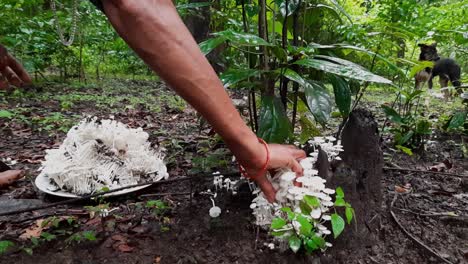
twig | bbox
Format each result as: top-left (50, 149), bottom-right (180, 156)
top-left (390, 193), bottom-right (454, 264)
top-left (393, 207), bottom-right (461, 218)
top-left (0, 171), bottom-right (241, 217)
top-left (383, 167), bottom-right (467, 178)
top-left (138, 192), bottom-right (192, 198)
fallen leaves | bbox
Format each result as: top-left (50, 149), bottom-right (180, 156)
top-left (395, 183), bottom-right (412, 194)
top-left (19, 219), bottom-right (45, 240)
top-left (111, 234), bottom-right (135, 253)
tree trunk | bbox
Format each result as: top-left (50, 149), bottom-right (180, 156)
top-left (318, 108), bottom-right (383, 263)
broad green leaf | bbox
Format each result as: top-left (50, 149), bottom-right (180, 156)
top-left (269, 46), bottom-right (288, 62)
top-left (0, 241), bottom-right (14, 254)
top-left (326, 0), bottom-right (352, 23)
top-left (280, 68), bottom-right (308, 87)
top-left (334, 197), bottom-right (346, 207)
top-left (220, 68), bottom-right (259, 88)
top-left (396, 145), bottom-right (413, 156)
top-left (257, 95), bottom-right (293, 143)
top-left (271, 218), bottom-right (287, 229)
top-left (0, 110), bottom-right (14, 119)
top-left (408, 61), bottom-right (434, 78)
top-left (295, 58), bottom-right (392, 84)
top-left (274, 0), bottom-right (301, 17)
top-left (398, 131), bottom-right (414, 145)
top-left (345, 207), bottom-right (354, 225)
top-left (336, 187), bottom-right (344, 198)
top-left (272, 230), bottom-right (287, 236)
top-left (309, 4), bottom-right (342, 22)
top-left (416, 119), bottom-right (431, 135)
top-left (288, 235), bottom-right (302, 253)
top-left (329, 75), bottom-right (351, 117)
top-left (281, 207), bottom-right (292, 213)
top-left (299, 200), bottom-right (312, 215)
top-left (199, 37), bottom-right (226, 55)
top-left (297, 215), bottom-right (313, 236)
top-left (312, 235), bottom-right (326, 248)
top-left (304, 195), bottom-right (320, 208)
top-left (273, 21), bottom-right (293, 39)
top-left (448, 111), bottom-right (467, 130)
top-left (305, 239), bottom-right (319, 252)
top-left (304, 82), bottom-right (332, 125)
top-left (298, 115), bottom-right (321, 144)
top-left (213, 30), bottom-right (273, 46)
top-left (331, 213), bottom-right (345, 238)
top-left (381, 105), bottom-right (403, 124)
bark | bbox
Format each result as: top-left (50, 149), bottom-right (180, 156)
top-left (317, 108), bottom-right (383, 262)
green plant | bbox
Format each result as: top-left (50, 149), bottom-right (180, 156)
top-left (145, 199), bottom-right (169, 216)
top-left (0, 240), bottom-right (15, 255)
top-left (270, 187), bottom-right (354, 253)
top-left (66, 230), bottom-right (97, 244)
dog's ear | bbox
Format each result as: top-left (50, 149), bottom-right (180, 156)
top-left (430, 42), bottom-right (437, 47)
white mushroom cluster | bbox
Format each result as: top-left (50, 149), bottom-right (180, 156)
top-left (39, 117), bottom-right (169, 195)
top-left (250, 137), bottom-right (344, 250)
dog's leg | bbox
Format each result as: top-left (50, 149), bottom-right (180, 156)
top-left (439, 76), bottom-right (449, 100)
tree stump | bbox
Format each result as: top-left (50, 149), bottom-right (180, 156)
top-left (319, 108), bottom-right (383, 262)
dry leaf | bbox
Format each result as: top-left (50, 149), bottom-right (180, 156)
top-left (19, 219), bottom-right (45, 240)
top-left (395, 185), bottom-right (411, 194)
top-left (117, 243), bottom-right (134, 253)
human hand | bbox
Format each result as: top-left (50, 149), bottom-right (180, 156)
top-left (241, 143), bottom-right (306, 203)
top-left (0, 44), bottom-right (32, 89)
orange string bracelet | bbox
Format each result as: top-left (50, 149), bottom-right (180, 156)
top-left (238, 138), bottom-right (270, 181)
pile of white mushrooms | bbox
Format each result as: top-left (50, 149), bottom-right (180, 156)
top-left (39, 117), bottom-right (168, 195)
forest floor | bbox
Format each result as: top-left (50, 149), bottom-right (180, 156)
top-left (0, 79), bottom-right (467, 264)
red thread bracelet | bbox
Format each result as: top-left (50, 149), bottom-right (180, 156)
top-left (238, 138), bottom-right (270, 180)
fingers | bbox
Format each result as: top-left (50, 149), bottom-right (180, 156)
top-left (1, 66), bottom-right (22, 87)
top-left (290, 148), bottom-right (307, 160)
top-left (289, 158), bottom-right (304, 176)
top-left (7, 54), bottom-right (32, 85)
top-left (255, 174), bottom-right (276, 203)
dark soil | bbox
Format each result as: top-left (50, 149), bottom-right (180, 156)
top-left (0, 80), bottom-right (467, 264)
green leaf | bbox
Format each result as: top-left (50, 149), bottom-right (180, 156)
top-left (269, 46), bottom-right (288, 62)
top-left (334, 197), bottom-right (346, 207)
top-left (312, 235), bottom-right (326, 248)
top-left (326, 0), bottom-right (353, 23)
top-left (408, 61), bottom-right (434, 78)
top-left (299, 201), bottom-right (312, 215)
top-left (381, 105), bottom-right (403, 124)
top-left (345, 207), bottom-right (354, 225)
top-left (40, 232), bottom-right (56, 242)
top-left (280, 68), bottom-right (308, 87)
top-left (448, 111), bottom-right (467, 130)
top-left (335, 187), bottom-right (344, 198)
top-left (305, 239), bottom-right (319, 252)
top-left (295, 58), bottom-right (392, 84)
top-left (0, 241), bottom-right (15, 254)
top-left (304, 82), bottom-right (332, 125)
top-left (23, 247), bottom-right (33, 256)
top-left (272, 230), bottom-right (287, 237)
top-left (199, 37), bottom-right (226, 55)
top-left (331, 213), bottom-right (345, 238)
top-left (297, 215), bottom-right (313, 236)
top-left (298, 115), bottom-right (321, 144)
top-left (257, 95), bottom-right (293, 143)
top-left (304, 195), bottom-right (320, 208)
top-left (288, 235), bottom-right (302, 253)
top-left (0, 110), bottom-right (14, 119)
top-left (329, 75), bottom-right (351, 117)
top-left (281, 207), bottom-right (292, 213)
top-left (220, 68), bottom-right (259, 88)
top-left (396, 145), bottom-right (413, 156)
top-left (271, 218), bottom-right (287, 230)
top-left (213, 30), bottom-right (273, 46)
top-left (275, 0), bottom-right (301, 17)
top-left (82, 231), bottom-right (97, 241)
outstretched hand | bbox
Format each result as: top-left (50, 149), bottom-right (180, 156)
top-left (241, 144), bottom-right (306, 203)
top-left (0, 44), bottom-right (32, 89)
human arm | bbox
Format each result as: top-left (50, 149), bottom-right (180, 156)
top-left (101, 0), bottom-right (306, 201)
top-left (0, 44), bottom-right (32, 89)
